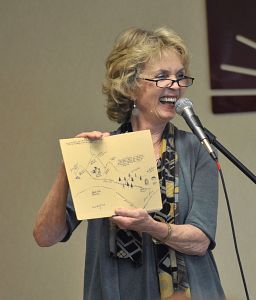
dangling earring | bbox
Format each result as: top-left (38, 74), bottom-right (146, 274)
top-left (132, 100), bottom-right (139, 117)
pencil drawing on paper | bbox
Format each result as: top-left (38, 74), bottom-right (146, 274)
top-left (69, 141), bottom-right (159, 210)
top-left (60, 130), bottom-right (162, 219)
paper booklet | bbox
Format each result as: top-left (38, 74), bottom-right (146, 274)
top-left (59, 130), bottom-right (162, 220)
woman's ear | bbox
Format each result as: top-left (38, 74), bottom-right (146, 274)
top-left (129, 85), bottom-right (139, 102)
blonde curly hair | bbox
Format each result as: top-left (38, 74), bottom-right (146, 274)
top-left (102, 27), bottom-right (190, 123)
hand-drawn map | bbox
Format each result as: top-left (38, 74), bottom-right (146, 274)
top-left (60, 130), bottom-right (162, 220)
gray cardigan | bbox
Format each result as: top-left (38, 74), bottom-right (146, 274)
top-left (63, 127), bottom-right (225, 300)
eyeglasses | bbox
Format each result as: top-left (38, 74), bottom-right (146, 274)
top-left (137, 76), bottom-right (194, 88)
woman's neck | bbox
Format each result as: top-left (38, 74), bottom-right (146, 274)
top-left (131, 117), bottom-right (167, 159)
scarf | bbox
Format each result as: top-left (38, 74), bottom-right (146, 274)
top-left (109, 122), bottom-right (190, 299)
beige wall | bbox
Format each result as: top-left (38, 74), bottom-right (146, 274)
top-left (0, 1), bottom-right (255, 299)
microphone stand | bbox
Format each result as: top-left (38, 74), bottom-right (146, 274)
top-left (204, 127), bottom-right (256, 184)
top-left (204, 127), bottom-right (254, 300)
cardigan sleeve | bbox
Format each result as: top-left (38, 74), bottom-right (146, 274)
top-left (60, 190), bottom-right (81, 242)
top-left (176, 129), bottom-right (219, 250)
top-left (187, 141), bottom-right (218, 249)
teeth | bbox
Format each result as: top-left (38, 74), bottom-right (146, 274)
top-left (160, 97), bottom-right (177, 104)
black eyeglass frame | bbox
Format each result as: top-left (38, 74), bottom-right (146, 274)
top-left (137, 75), bottom-right (195, 88)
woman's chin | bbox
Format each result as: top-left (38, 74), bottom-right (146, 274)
top-left (159, 107), bottom-right (176, 119)
top-left (154, 111), bottom-right (175, 123)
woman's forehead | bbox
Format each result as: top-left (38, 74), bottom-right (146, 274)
top-left (143, 49), bottom-right (184, 74)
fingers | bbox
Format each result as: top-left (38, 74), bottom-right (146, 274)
top-left (112, 208), bottom-right (150, 231)
top-left (102, 132), bottom-right (111, 138)
top-left (111, 215), bottom-right (130, 227)
top-left (75, 131), bottom-right (110, 140)
top-left (111, 215), bottom-right (139, 230)
top-left (115, 208), bottom-right (146, 218)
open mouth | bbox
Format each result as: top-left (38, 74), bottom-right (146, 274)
top-left (159, 97), bottom-right (177, 104)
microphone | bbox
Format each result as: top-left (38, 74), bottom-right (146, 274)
top-left (175, 98), bottom-right (217, 161)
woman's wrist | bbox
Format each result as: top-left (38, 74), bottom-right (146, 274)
top-left (161, 222), bottom-right (173, 243)
top-left (147, 219), bottom-right (173, 243)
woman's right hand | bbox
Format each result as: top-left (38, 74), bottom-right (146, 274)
top-left (75, 131), bottom-right (110, 139)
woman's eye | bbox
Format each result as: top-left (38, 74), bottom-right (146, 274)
top-left (155, 74), bottom-right (168, 79)
top-left (177, 73), bottom-right (185, 79)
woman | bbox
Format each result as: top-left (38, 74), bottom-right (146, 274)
top-left (33, 27), bottom-right (225, 300)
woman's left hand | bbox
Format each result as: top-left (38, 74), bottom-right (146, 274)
top-left (111, 208), bottom-right (155, 233)
top-left (111, 207), bottom-right (211, 256)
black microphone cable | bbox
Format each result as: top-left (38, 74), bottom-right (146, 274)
top-left (213, 154), bottom-right (250, 300)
